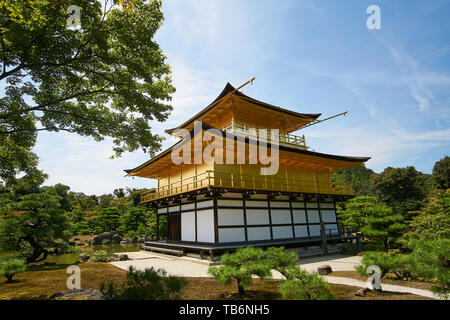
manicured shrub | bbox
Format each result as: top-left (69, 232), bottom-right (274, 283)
top-left (92, 250), bottom-right (108, 262)
top-left (265, 246), bottom-right (298, 278)
top-left (279, 267), bottom-right (335, 300)
top-left (100, 266), bottom-right (187, 300)
top-left (208, 247), bottom-right (272, 296)
top-left (407, 238), bottom-right (450, 297)
top-left (0, 256), bottom-right (27, 283)
top-left (356, 251), bottom-right (413, 280)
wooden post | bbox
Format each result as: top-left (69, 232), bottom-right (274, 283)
top-left (156, 213), bottom-right (160, 241)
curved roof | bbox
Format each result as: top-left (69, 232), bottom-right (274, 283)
top-left (165, 83), bottom-right (322, 135)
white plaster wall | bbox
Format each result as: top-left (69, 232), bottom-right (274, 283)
top-left (294, 225), bottom-right (308, 238)
top-left (325, 224), bottom-right (339, 234)
top-left (307, 210), bottom-right (320, 223)
top-left (218, 228), bottom-right (245, 243)
top-left (168, 205), bottom-right (179, 213)
top-left (197, 200), bottom-right (213, 209)
top-left (181, 211), bottom-right (195, 242)
top-left (320, 202), bottom-right (335, 209)
top-left (271, 209), bottom-right (292, 224)
top-left (270, 201), bottom-right (290, 208)
top-left (196, 209), bottom-right (215, 243)
top-left (181, 203), bottom-right (195, 211)
top-left (157, 208), bottom-right (167, 214)
top-left (292, 209), bottom-right (306, 223)
top-left (306, 202), bottom-right (318, 208)
top-left (246, 209), bottom-right (270, 225)
top-left (218, 199), bottom-right (243, 207)
top-left (309, 225), bottom-right (321, 236)
top-left (272, 226), bottom-right (293, 239)
top-left (218, 208), bottom-right (244, 226)
top-left (292, 202), bottom-right (305, 208)
top-left (321, 210), bottom-right (337, 223)
top-left (246, 200), bottom-right (267, 207)
top-left (247, 227), bottom-right (271, 241)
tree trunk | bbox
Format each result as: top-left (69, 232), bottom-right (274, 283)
top-left (5, 274), bottom-right (14, 283)
top-left (236, 279), bottom-right (245, 296)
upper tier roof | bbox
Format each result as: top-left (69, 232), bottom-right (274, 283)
top-left (165, 83), bottom-right (322, 135)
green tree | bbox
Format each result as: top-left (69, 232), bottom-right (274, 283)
top-left (208, 247), bottom-right (272, 296)
top-left (332, 165), bottom-right (375, 196)
top-left (0, 255), bottom-right (26, 283)
top-left (120, 207), bottom-right (147, 236)
top-left (432, 156), bottom-right (450, 190)
top-left (338, 196), bottom-right (379, 234)
top-left (278, 267), bottom-right (335, 300)
top-left (0, 192), bottom-right (71, 263)
top-left (265, 246), bottom-right (298, 278)
top-left (359, 200), bottom-right (405, 250)
top-left (407, 239), bottom-right (450, 297)
top-left (404, 189), bottom-right (450, 241)
top-left (100, 266), bottom-right (187, 300)
top-left (96, 207), bottom-right (122, 232)
top-left (372, 166), bottom-right (428, 219)
top-left (0, 0), bottom-right (175, 184)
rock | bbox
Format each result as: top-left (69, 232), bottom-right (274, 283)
top-left (50, 289), bottom-right (104, 300)
top-left (317, 265), bottom-right (332, 275)
top-left (355, 287), bottom-right (371, 297)
top-left (91, 236), bottom-right (102, 244)
top-left (120, 240), bottom-right (128, 245)
top-left (112, 253), bottom-right (128, 261)
top-left (111, 234), bottom-right (123, 243)
top-left (100, 232), bottom-right (114, 240)
top-left (102, 239), bottom-right (111, 244)
top-left (78, 253), bottom-right (90, 263)
top-left (131, 235), bottom-right (138, 243)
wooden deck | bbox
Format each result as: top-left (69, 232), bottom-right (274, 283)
top-left (141, 235), bottom-right (360, 261)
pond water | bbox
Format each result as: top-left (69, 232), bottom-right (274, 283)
top-left (32, 243), bottom-right (141, 265)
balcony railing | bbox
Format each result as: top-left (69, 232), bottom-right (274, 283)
top-left (140, 170), bottom-right (354, 203)
top-left (222, 123), bottom-right (308, 150)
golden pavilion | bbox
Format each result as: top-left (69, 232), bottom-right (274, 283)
top-left (125, 80), bottom-right (370, 258)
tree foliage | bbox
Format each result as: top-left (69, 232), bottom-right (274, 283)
top-left (0, 255), bottom-right (26, 283)
top-left (332, 165), bottom-right (375, 196)
top-left (0, 0), bottom-right (175, 184)
top-left (432, 156), bottom-right (450, 190)
top-left (278, 267), bottom-right (335, 300)
top-left (0, 192), bottom-right (71, 263)
top-left (372, 166), bottom-right (427, 219)
top-left (208, 247), bottom-right (272, 296)
top-left (100, 266), bottom-right (187, 300)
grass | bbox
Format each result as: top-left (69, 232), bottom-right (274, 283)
top-left (0, 263), bottom-right (126, 300)
top-left (0, 263), bottom-right (432, 300)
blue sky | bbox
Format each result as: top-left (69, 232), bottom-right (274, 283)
top-left (33, 0), bottom-right (450, 195)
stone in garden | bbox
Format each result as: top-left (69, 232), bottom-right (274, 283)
top-left (120, 240), bottom-right (128, 245)
top-left (78, 253), bottom-right (90, 263)
top-left (102, 239), bottom-right (111, 244)
top-left (100, 231), bottom-right (114, 240)
top-left (50, 289), bottom-right (104, 300)
top-left (355, 287), bottom-right (370, 297)
top-left (317, 265), bottom-right (332, 275)
top-left (111, 234), bottom-right (123, 243)
top-left (91, 236), bottom-right (102, 244)
top-left (118, 254), bottom-right (128, 261)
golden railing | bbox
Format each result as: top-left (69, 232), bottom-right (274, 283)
top-left (222, 123), bottom-right (308, 150)
top-left (140, 170), bottom-right (354, 203)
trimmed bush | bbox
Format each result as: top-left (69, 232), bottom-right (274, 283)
top-left (356, 251), bottom-right (412, 280)
top-left (92, 250), bottom-right (108, 262)
top-left (208, 247), bottom-right (272, 296)
top-left (100, 266), bottom-right (187, 300)
top-left (279, 267), bottom-right (335, 300)
top-left (0, 256), bottom-right (27, 283)
top-left (265, 246), bottom-right (298, 278)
